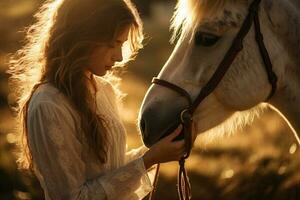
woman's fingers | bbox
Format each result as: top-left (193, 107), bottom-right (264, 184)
top-left (192, 122), bottom-right (197, 144)
top-left (165, 124), bottom-right (183, 141)
top-left (172, 140), bottom-right (185, 149)
top-left (172, 140), bottom-right (186, 157)
top-left (174, 147), bottom-right (186, 160)
top-left (147, 124), bottom-right (190, 164)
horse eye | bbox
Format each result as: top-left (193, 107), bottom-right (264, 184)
top-left (194, 32), bottom-right (220, 47)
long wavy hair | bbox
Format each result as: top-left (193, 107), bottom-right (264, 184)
top-left (8, 0), bottom-right (143, 171)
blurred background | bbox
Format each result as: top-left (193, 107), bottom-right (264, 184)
top-left (0, 0), bottom-right (300, 199)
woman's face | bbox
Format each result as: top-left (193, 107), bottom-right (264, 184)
top-left (87, 26), bottom-right (130, 76)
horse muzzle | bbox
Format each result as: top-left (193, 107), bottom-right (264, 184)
top-left (139, 100), bottom-right (186, 147)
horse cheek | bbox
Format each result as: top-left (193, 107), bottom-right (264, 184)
top-left (214, 79), bottom-right (265, 111)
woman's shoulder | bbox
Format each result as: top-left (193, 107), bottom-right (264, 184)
top-left (28, 83), bottom-right (73, 114)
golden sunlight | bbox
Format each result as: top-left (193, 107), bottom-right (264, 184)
top-left (6, 133), bottom-right (16, 144)
top-left (289, 143), bottom-right (297, 154)
top-left (221, 169), bottom-right (234, 179)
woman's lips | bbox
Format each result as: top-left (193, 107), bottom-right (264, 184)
top-left (105, 66), bottom-right (112, 70)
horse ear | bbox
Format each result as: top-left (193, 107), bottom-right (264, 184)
top-left (264, 0), bottom-right (300, 65)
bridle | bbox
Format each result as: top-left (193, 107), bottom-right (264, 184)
top-left (148, 0), bottom-right (278, 199)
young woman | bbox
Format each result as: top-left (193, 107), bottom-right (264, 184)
top-left (8, 0), bottom-right (186, 199)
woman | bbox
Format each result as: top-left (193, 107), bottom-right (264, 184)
top-left (8, 0), bottom-right (187, 199)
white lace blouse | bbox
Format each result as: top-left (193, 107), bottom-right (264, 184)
top-left (27, 77), bottom-right (155, 200)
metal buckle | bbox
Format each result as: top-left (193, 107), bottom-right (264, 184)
top-left (180, 109), bottom-right (192, 123)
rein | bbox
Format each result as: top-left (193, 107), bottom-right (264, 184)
top-left (148, 0), bottom-right (277, 199)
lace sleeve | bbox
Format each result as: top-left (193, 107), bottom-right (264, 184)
top-left (98, 157), bottom-right (153, 200)
top-left (125, 145), bottom-right (148, 163)
top-left (27, 102), bottom-right (153, 200)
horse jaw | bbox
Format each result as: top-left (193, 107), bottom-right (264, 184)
top-left (192, 94), bottom-right (266, 145)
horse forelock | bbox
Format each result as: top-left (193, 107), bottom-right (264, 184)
top-left (171, 0), bottom-right (225, 42)
top-left (170, 0), bottom-right (251, 43)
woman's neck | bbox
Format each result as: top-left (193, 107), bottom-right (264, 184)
top-left (84, 70), bottom-right (98, 95)
top-left (84, 70), bottom-right (93, 80)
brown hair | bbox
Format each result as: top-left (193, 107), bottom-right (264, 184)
top-left (8, 0), bottom-right (143, 170)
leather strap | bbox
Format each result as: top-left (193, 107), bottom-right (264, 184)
top-left (152, 78), bottom-right (193, 105)
top-left (253, 10), bottom-right (278, 100)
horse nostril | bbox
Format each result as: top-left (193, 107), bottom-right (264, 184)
top-left (140, 118), bottom-right (146, 135)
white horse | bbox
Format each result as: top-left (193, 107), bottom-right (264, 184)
top-left (138, 0), bottom-right (300, 148)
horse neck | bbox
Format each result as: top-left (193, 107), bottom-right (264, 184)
top-left (263, 0), bottom-right (300, 143)
top-left (269, 67), bottom-right (300, 144)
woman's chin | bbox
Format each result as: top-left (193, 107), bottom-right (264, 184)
top-left (91, 71), bottom-right (106, 77)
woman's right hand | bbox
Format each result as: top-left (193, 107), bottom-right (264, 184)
top-left (143, 125), bottom-right (185, 169)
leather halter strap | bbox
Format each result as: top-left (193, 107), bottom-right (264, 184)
top-left (149, 0), bottom-right (278, 200)
top-left (152, 78), bottom-right (193, 105)
top-left (253, 10), bottom-right (278, 100)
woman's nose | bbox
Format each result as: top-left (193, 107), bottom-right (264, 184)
top-left (114, 47), bottom-right (123, 62)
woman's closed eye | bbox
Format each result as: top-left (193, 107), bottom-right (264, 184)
top-left (194, 31), bottom-right (220, 47)
top-left (108, 41), bottom-right (123, 49)
top-left (108, 43), bottom-right (117, 48)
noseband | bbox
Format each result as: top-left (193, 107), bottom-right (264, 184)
top-left (149, 0), bottom-right (277, 199)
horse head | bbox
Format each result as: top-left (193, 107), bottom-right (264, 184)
top-left (139, 0), bottom-right (299, 147)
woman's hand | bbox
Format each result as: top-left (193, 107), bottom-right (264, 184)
top-left (143, 125), bottom-right (185, 169)
top-left (191, 121), bottom-right (197, 147)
